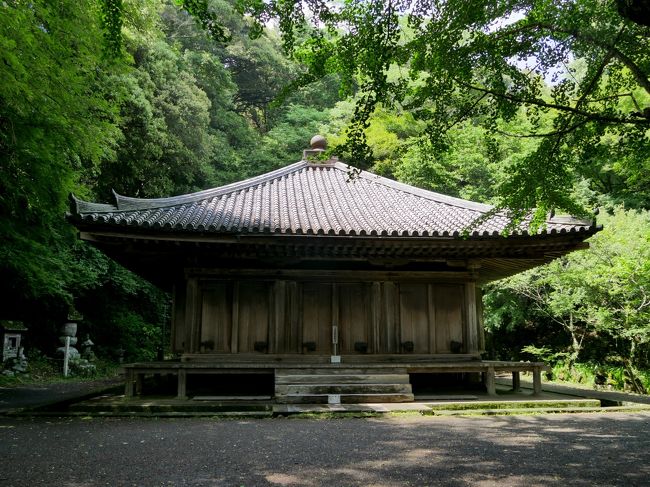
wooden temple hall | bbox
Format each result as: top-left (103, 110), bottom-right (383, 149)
top-left (69, 136), bottom-right (599, 403)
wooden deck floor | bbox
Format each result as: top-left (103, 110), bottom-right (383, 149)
top-left (122, 356), bottom-right (549, 401)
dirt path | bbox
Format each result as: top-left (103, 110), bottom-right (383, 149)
top-left (0, 412), bottom-right (648, 486)
top-left (0, 377), bottom-right (122, 413)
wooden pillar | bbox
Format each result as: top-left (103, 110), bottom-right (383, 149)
top-left (464, 282), bottom-right (478, 354)
top-left (135, 373), bottom-right (143, 395)
top-left (184, 277), bottom-right (200, 353)
top-left (270, 280), bottom-right (285, 354)
top-left (512, 371), bottom-right (521, 392)
top-left (533, 367), bottom-right (542, 396)
top-left (332, 282), bottom-right (339, 353)
top-left (476, 286), bottom-right (486, 353)
top-left (371, 282), bottom-right (381, 354)
top-left (382, 281), bottom-right (398, 353)
top-left (124, 369), bottom-right (135, 398)
top-left (230, 281), bottom-right (239, 353)
top-left (485, 366), bottom-right (496, 396)
top-left (171, 280), bottom-right (189, 353)
top-left (177, 369), bottom-right (187, 400)
top-left (427, 284), bottom-right (437, 354)
top-left (288, 281), bottom-right (300, 353)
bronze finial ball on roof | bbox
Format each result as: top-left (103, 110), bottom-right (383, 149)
top-left (303, 135), bottom-right (328, 160)
top-left (310, 135), bottom-right (327, 150)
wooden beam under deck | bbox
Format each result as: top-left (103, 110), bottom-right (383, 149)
top-left (122, 357), bottom-right (549, 399)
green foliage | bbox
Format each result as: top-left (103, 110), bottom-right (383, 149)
top-left (3, 0), bottom-right (647, 387)
top-left (237, 0), bottom-right (650, 222)
top-left (521, 345), bottom-right (569, 364)
top-left (0, 0), bottom-right (128, 348)
top-left (94, 36), bottom-right (219, 198)
top-left (485, 208), bottom-right (650, 373)
top-left (0, 0), bottom-right (339, 366)
top-left (549, 362), bottom-right (649, 394)
top-left (100, 0), bottom-right (125, 57)
top-left (175, 0), bottom-right (231, 43)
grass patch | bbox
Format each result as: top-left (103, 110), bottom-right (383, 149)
top-left (0, 352), bottom-right (120, 387)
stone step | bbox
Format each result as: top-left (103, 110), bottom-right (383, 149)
top-left (276, 367), bottom-right (408, 376)
top-left (275, 374), bottom-right (411, 385)
top-left (276, 383), bottom-right (412, 395)
top-left (425, 398), bottom-right (602, 411)
top-left (278, 393), bottom-right (415, 404)
top-left (68, 401), bottom-right (273, 413)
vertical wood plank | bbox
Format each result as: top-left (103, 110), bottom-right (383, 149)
top-left (296, 281), bottom-right (303, 354)
top-left (427, 284), bottom-right (436, 354)
top-left (171, 282), bottom-right (187, 353)
top-left (387, 281), bottom-right (399, 353)
top-left (379, 282), bottom-right (390, 353)
top-left (399, 283), bottom-right (429, 353)
top-left (434, 284), bottom-right (464, 353)
top-left (371, 282), bottom-right (381, 354)
top-left (237, 281), bottom-right (271, 352)
top-left (177, 369), bottom-right (187, 399)
top-left (476, 286), bottom-right (486, 353)
top-left (230, 281), bottom-right (239, 353)
top-left (338, 283), bottom-right (372, 353)
top-left (200, 283), bottom-right (232, 352)
top-left (332, 282), bottom-right (339, 354)
top-left (274, 280), bottom-right (286, 353)
top-left (287, 281), bottom-right (299, 353)
top-left (301, 282), bottom-right (333, 354)
top-left (465, 282), bottom-right (478, 354)
top-left (184, 277), bottom-right (199, 353)
top-left (124, 369), bottom-right (135, 398)
top-left (268, 282), bottom-right (277, 354)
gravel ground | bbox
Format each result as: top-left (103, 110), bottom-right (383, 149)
top-left (0, 378), bottom-right (122, 413)
top-left (0, 412), bottom-right (649, 486)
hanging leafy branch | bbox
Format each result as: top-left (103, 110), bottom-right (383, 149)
top-left (232, 0), bottom-right (650, 223)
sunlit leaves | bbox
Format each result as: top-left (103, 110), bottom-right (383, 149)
top-left (235, 0), bottom-right (650, 221)
top-left (485, 208), bottom-right (650, 369)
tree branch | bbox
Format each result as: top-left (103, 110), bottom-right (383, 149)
top-left (495, 119), bottom-right (588, 138)
top-left (494, 22), bottom-right (650, 95)
top-left (456, 80), bottom-right (649, 125)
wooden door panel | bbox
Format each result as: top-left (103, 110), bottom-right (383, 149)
top-left (301, 282), bottom-right (332, 354)
top-left (398, 283), bottom-right (430, 353)
top-left (338, 283), bottom-right (372, 354)
top-left (434, 284), bottom-right (464, 353)
top-left (237, 281), bottom-right (271, 353)
top-left (199, 283), bottom-right (231, 353)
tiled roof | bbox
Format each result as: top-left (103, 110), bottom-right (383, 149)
top-left (69, 160), bottom-right (596, 238)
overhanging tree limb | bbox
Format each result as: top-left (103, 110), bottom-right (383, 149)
top-left (456, 80), bottom-right (649, 125)
top-left (495, 22), bottom-right (650, 95)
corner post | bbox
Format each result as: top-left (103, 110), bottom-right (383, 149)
top-left (533, 367), bottom-right (542, 396)
top-left (485, 366), bottom-right (496, 396)
top-left (177, 369), bottom-right (187, 400)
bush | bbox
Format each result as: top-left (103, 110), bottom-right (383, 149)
top-left (548, 361), bottom-right (650, 394)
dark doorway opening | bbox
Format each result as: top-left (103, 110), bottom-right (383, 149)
top-left (409, 372), bottom-right (484, 395)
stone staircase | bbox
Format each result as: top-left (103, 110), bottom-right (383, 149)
top-left (275, 367), bottom-right (414, 404)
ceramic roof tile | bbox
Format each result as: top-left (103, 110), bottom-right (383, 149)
top-left (69, 160), bottom-right (596, 238)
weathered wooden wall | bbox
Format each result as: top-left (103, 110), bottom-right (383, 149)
top-left (172, 273), bottom-right (483, 357)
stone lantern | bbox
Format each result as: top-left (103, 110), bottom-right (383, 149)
top-left (1, 320), bottom-right (27, 363)
top-left (57, 310), bottom-right (82, 377)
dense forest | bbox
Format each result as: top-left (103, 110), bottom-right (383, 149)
top-left (1, 0), bottom-right (648, 391)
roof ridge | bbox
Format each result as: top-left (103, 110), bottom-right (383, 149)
top-left (79, 161), bottom-right (309, 213)
top-left (331, 162), bottom-right (494, 213)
